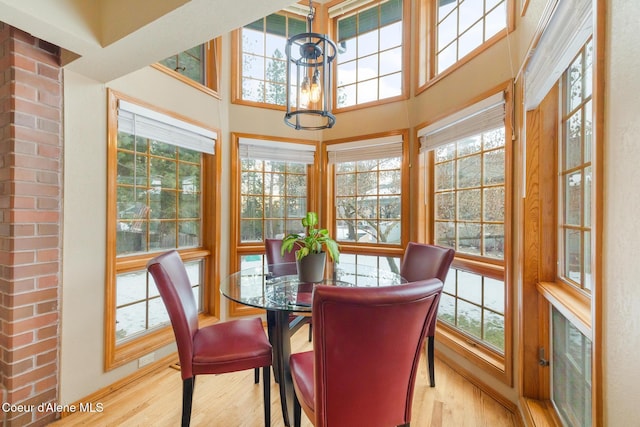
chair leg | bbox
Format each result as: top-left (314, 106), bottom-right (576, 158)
top-left (294, 390), bottom-right (302, 427)
top-left (262, 366), bottom-right (271, 427)
top-left (307, 322), bottom-right (312, 342)
top-left (182, 377), bottom-right (195, 427)
top-left (254, 367), bottom-right (259, 384)
top-left (427, 336), bottom-right (435, 387)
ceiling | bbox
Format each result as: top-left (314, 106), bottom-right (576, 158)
top-left (0, 0), bottom-right (300, 82)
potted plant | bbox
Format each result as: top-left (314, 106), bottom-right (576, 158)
top-left (281, 211), bottom-right (340, 282)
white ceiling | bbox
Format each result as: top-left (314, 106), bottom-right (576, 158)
top-left (0, 0), bottom-right (300, 82)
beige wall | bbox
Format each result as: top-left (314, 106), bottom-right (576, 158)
top-left (603, 0), bottom-right (640, 423)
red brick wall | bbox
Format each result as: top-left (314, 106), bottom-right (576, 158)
top-left (0, 23), bottom-right (62, 426)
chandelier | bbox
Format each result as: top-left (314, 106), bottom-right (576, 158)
top-left (284, 0), bottom-right (337, 130)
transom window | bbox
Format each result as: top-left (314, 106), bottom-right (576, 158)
top-left (333, 0), bottom-right (404, 108)
top-left (238, 14), bottom-right (306, 106)
top-left (559, 39), bottom-right (593, 293)
top-left (159, 45), bottom-right (206, 84)
top-left (435, 0), bottom-right (507, 75)
top-left (156, 40), bottom-right (221, 94)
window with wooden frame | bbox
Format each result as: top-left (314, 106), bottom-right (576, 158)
top-left (329, 0), bottom-right (409, 110)
top-left (105, 90), bottom-right (220, 370)
top-left (232, 12), bottom-right (307, 107)
top-left (520, 0), bottom-right (600, 422)
top-left (417, 85), bottom-right (512, 382)
top-left (154, 39), bottom-right (221, 97)
top-left (416, 0), bottom-right (513, 90)
top-left (229, 134), bottom-right (318, 316)
top-left (324, 132), bottom-right (408, 272)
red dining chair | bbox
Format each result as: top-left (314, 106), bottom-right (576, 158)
top-left (147, 250), bottom-right (272, 427)
top-left (265, 238), bottom-right (312, 341)
top-left (290, 279), bottom-right (444, 427)
top-left (400, 242), bottom-right (455, 387)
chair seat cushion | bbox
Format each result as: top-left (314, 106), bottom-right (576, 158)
top-left (192, 317), bottom-right (272, 375)
top-left (290, 351), bottom-right (315, 418)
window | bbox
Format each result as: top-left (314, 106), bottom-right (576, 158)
top-left (155, 39), bottom-right (221, 95)
top-left (560, 40), bottom-right (593, 293)
top-left (552, 307), bottom-right (592, 427)
top-left (106, 91), bottom-right (219, 369)
top-left (325, 132), bottom-right (407, 272)
top-left (417, 0), bottom-right (511, 88)
top-left (520, 0), bottom-right (599, 420)
top-left (234, 13), bottom-right (306, 106)
top-left (230, 134), bottom-right (317, 315)
top-left (418, 88), bottom-right (511, 378)
top-left (331, 0), bottom-right (407, 109)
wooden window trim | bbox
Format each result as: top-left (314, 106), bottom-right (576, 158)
top-left (415, 82), bottom-right (514, 386)
top-left (519, 0), bottom-right (604, 418)
top-left (323, 129), bottom-right (410, 255)
top-left (230, 10), bottom-right (308, 109)
top-left (415, 0), bottom-right (516, 96)
top-left (329, 0), bottom-right (411, 112)
top-left (105, 90), bottom-right (222, 371)
top-left (228, 132), bottom-right (320, 318)
top-left (152, 39), bottom-right (221, 99)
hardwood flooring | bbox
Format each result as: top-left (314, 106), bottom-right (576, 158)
top-left (50, 329), bottom-right (518, 426)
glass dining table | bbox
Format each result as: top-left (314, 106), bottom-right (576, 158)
top-left (220, 262), bottom-right (407, 426)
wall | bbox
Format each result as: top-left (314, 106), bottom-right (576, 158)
top-left (603, 0), bottom-right (640, 424)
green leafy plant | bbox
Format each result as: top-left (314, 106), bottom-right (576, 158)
top-left (281, 212), bottom-right (340, 262)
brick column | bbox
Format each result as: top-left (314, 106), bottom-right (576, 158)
top-left (0, 24), bottom-right (62, 426)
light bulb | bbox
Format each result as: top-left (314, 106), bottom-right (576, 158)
top-left (310, 70), bottom-right (321, 103)
top-left (300, 76), bottom-right (310, 108)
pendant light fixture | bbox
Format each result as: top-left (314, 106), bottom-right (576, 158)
top-left (284, 0), bottom-right (337, 130)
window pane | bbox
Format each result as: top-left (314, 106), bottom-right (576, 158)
top-left (240, 157), bottom-right (308, 242)
top-left (552, 308), bottom-right (592, 427)
top-left (240, 14), bottom-right (304, 105)
top-left (559, 41), bottom-right (593, 293)
top-left (439, 268), bottom-right (505, 354)
top-left (336, 0), bottom-right (403, 106)
top-left (334, 149), bottom-right (402, 246)
top-left (434, 124), bottom-right (505, 259)
top-left (435, 0), bottom-right (506, 76)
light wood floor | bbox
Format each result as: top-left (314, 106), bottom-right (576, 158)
top-left (50, 329), bottom-right (518, 427)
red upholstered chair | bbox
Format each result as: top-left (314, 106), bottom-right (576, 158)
top-left (147, 250), bottom-right (272, 427)
top-left (400, 242), bottom-right (455, 387)
top-left (290, 279), bottom-right (444, 427)
top-left (265, 238), bottom-right (312, 341)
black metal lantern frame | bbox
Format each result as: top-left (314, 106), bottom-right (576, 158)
top-left (284, 1), bottom-right (337, 130)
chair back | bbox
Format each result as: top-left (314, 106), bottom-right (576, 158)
top-left (147, 250), bottom-right (199, 379)
top-left (265, 238), bottom-right (297, 277)
top-left (400, 242), bottom-right (455, 283)
top-left (311, 279), bottom-right (443, 427)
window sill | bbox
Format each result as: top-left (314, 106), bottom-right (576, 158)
top-left (537, 281), bottom-right (591, 337)
top-left (520, 397), bottom-right (563, 427)
top-left (436, 322), bottom-right (510, 385)
top-left (150, 63), bottom-right (221, 99)
top-left (106, 313), bottom-right (221, 371)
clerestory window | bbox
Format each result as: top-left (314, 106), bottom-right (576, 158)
top-left (331, 0), bottom-right (408, 109)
